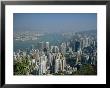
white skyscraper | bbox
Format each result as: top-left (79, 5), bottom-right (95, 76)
top-left (45, 42), bottom-right (49, 49)
top-left (85, 38), bottom-right (89, 47)
top-left (48, 53), bottom-right (53, 66)
top-left (55, 58), bottom-right (60, 73)
top-left (55, 53), bottom-right (61, 73)
top-left (39, 55), bottom-right (47, 75)
top-left (61, 57), bottom-right (66, 71)
top-left (60, 43), bottom-right (66, 54)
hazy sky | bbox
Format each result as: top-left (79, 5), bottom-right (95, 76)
top-left (13, 13), bottom-right (97, 33)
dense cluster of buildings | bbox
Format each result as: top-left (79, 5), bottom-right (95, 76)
top-left (14, 31), bottom-right (97, 75)
top-left (14, 31), bottom-right (44, 41)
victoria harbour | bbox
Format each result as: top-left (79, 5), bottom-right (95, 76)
top-left (13, 13), bottom-right (97, 75)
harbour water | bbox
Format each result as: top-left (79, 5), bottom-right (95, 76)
top-left (14, 33), bottom-right (67, 52)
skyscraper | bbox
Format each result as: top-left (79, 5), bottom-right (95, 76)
top-left (38, 42), bottom-right (44, 50)
top-left (60, 43), bottom-right (66, 54)
top-left (45, 42), bottom-right (49, 50)
top-left (39, 54), bottom-right (47, 75)
top-left (85, 38), bottom-right (89, 47)
top-left (51, 46), bottom-right (59, 53)
top-left (75, 40), bottom-right (80, 52)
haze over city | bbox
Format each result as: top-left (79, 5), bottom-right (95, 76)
top-left (14, 13), bottom-right (97, 33)
top-left (13, 13), bottom-right (97, 75)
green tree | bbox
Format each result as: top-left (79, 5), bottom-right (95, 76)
top-left (74, 64), bottom-right (97, 75)
top-left (14, 56), bottom-right (34, 75)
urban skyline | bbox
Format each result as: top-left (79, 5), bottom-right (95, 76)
top-left (13, 13), bottom-right (97, 75)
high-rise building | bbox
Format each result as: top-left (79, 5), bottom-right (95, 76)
top-left (55, 58), bottom-right (60, 73)
top-left (85, 38), bottom-right (89, 47)
top-left (45, 42), bottom-right (49, 50)
top-left (60, 43), bottom-right (66, 54)
top-left (54, 53), bottom-right (61, 73)
top-left (39, 55), bottom-right (47, 75)
top-left (51, 46), bottom-right (59, 53)
top-left (48, 52), bottom-right (53, 66)
top-left (75, 40), bottom-right (80, 52)
top-left (38, 42), bottom-right (44, 50)
top-left (61, 55), bottom-right (66, 72)
top-left (55, 46), bottom-right (59, 53)
top-left (51, 53), bottom-right (56, 73)
top-left (80, 38), bottom-right (85, 49)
